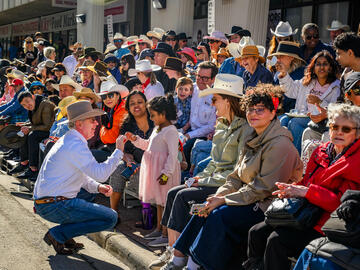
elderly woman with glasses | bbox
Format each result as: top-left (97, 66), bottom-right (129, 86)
top-left (300, 23), bottom-right (336, 64)
top-left (246, 103), bottom-right (360, 270)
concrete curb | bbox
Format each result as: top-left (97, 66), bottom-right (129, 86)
top-left (88, 231), bottom-right (158, 270)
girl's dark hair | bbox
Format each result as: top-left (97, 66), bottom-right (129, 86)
top-left (123, 90), bottom-right (149, 124)
top-left (218, 94), bottom-right (245, 118)
top-left (302, 50), bottom-right (338, 86)
top-left (147, 94), bottom-right (177, 121)
top-left (120, 53), bottom-right (136, 83)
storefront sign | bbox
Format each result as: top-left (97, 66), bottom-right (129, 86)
top-left (52, 0), bottom-right (76, 8)
top-left (40, 10), bottom-right (76, 33)
top-left (12, 18), bottom-right (39, 37)
top-left (0, 24), bottom-right (11, 38)
top-left (208, 0), bottom-right (215, 34)
top-left (107, 15), bottom-right (114, 43)
top-left (105, 0), bottom-right (127, 23)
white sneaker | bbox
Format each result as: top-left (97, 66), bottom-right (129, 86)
top-left (148, 246), bottom-right (173, 270)
top-left (144, 230), bottom-right (162, 240)
top-left (148, 235), bottom-right (169, 247)
top-left (160, 261), bottom-right (185, 270)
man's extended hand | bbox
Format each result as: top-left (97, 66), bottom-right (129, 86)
top-left (98, 184), bottom-right (113, 197)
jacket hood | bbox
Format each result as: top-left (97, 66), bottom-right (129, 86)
top-left (247, 118), bottom-right (293, 149)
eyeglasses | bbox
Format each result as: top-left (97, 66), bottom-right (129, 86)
top-left (306, 34), bottom-right (319, 40)
top-left (32, 86), bottom-right (42, 90)
top-left (101, 92), bottom-right (116, 100)
top-left (166, 38), bottom-right (176, 42)
top-left (329, 124), bottom-right (358, 133)
top-left (26, 41), bottom-right (32, 44)
top-left (196, 74), bottom-right (212, 81)
top-left (246, 107), bottom-right (266, 115)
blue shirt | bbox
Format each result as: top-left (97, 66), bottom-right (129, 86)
top-left (300, 41), bottom-right (336, 64)
top-left (219, 57), bottom-right (245, 77)
top-left (109, 67), bottom-right (122, 84)
top-left (50, 110), bottom-right (70, 138)
top-left (242, 64), bottom-right (274, 89)
top-left (174, 95), bottom-right (191, 129)
top-left (0, 87), bottom-right (28, 123)
top-left (114, 48), bottom-right (131, 60)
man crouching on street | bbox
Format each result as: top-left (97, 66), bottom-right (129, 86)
top-left (33, 100), bottom-right (126, 255)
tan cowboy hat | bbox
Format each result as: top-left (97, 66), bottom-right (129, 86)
top-left (215, 48), bottom-right (230, 59)
top-left (199, 73), bottom-right (244, 98)
top-left (137, 35), bottom-right (153, 47)
top-left (267, 41), bottom-right (306, 64)
top-left (52, 75), bottom-right (82, 92)
top-left (240, 45), bottom-right (266, 63)
top-left (64, 100), bottom-right (105, 123)
top-left (69, 42), bottom-right (83, 52)
top-left (147, 27), bottom-right (165, 40)
top-left (73, 87), bottom-right (101, 103)
top-left (56, 96), bottom-right (77, 121)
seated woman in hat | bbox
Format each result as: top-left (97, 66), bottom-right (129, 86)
top-left (160, 84), bottom-right (302, 270)
top-left (241, 45), bottom-right (274, 89)
top-left (269, 41), bottom-right (306, 112)
top-left (28, 81), bottom-right (47, 97)
top-left (214, 48), bottom-right (230, 67)
top-left (128, 59), bottom-right (164, 101)
top-left (104, 54), bottom-right (122, 84)
top-left (52, 63), bottom-right (67, 83)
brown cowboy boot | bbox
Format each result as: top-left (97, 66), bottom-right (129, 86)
top-left (64, 238), bottom-right (85, 250)
top-left (43, 231), bottom-right (73, 255)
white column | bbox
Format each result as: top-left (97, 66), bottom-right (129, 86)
top-left (150, 0), bottom-right (194, 37)
top-left (77, 0), bottom-right (104, 52)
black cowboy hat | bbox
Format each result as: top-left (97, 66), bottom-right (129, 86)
top-left (192, 42), bottom-right (211, 57)
top-left (152, 42), bottom-right (176, 57)
top-left (226, 26), bottom-right (243, 37)
top-left (0, 125), bottom-right (26, 149)
top-left (177, 32), bottom-right (192, 40)
top-left (164, 30), bottom-right (177, 37)
top-left (163, 57), bottom-right (183, 72)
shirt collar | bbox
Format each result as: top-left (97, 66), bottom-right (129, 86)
top-left (69, 128), bottom-right (88, 144)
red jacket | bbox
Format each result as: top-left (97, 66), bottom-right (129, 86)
top-left (300, 139), bottom-right (360, 233)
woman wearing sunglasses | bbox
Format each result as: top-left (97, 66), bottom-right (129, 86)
top-left (300, 23), bottom-right (336, 64)
top-left (21, 36), bottom-right (38, 67)
top-left (28, 81), bottom-right (47, 96)
top-left (120, 53), bottom-right (135, 84)
top-left (246, 103), bottom-right (360, 270)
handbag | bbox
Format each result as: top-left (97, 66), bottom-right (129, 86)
top-left (264, 197), bottom-right (323, 230)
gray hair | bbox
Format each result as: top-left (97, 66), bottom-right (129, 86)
top-left (301, 23), bottom-right (319, 37)
top-left (44, 46), bottom-right (55, 59)
top-left (68, 121), bottom-right (75, 129)
top-left (328, 103), bottom-right (360, 133)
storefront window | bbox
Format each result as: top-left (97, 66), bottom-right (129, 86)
top-left (285, 5), bottom-right (312, 42)
top-left (318, 1), bottom-right (349, 44)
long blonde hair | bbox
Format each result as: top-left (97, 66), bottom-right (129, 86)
top-left (23, 37), bottom-right (35, 53)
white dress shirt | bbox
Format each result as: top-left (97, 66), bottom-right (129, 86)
top-left (33, 129), bottom-right (123, 199)
top-left (62, 54), bottom-right (78, 77)
top-left (188, 84), bottom-right (216, 139)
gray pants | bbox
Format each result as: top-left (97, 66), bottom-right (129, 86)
top-left (109, 161), bottom-right (128, 193)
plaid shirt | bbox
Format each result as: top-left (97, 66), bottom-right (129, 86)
top-left (174, 96), bottom-right (191, 129)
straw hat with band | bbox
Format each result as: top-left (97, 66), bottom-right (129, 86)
top-left (147, 27), bottom-right (165, 40)
top-left (99, 80), bottom-right (129, 99)
top-left (215, 48), bottom-right (230, 60)
top-left (64, 100), bottom-right (105, 124)
top-left (56, 96), bottom-right (77, 121)
top-left (128, 59), bottom-right (161, 77)
top-left (199, 73), bottom-right (244, 99)
top-left (240, 45), bottom-right (265, 64)
top-left (267, 41), bottom-right (305, 64)
top-left (52, 75), bottom-right (82, 92)
top-left (137, 35), bottom-right (153, 47)
top-left (74, 87), bottom-right (101, 103)
top-left (6, 69), bottom-right (26, 81)
top-left (0, 125), bottom-right (26, 149)
top-left (121, 36), bottom-right (138, 49)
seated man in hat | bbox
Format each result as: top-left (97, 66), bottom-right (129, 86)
top-left (113, 33), bottom-right (130, 60)
top-left (33, 100), bottom-right (127, 255)
top-left (10, 91), bottom-right (56, 180)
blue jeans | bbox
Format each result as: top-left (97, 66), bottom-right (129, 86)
top-left (279, 115), bottom-right (310, 153)
top-left (34, 197), bottom-right (117, 243)
top-left (294, 248), bottom-right (344, 270)
top-left (173, 204), bottom-right (264, 270)
top-left (194, 156), bottom-right (211, 176)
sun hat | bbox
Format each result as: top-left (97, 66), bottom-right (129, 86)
top-left (270, 21), bottom-right (298, 37)
top-left (199, 73), bottom-right (244, 98)
top-left (137, 35), bottom-right (153, 47)
top-left (99, 80), bottom-right (129, 99)
top-left (147, 27), bottom-right (165, 40)
top-left (128, 59), bottom-right (161, 77)
top-left (139, 48), bottom-right (155, 60)
top-left (104, 43), bottom-right (118, 54)
top-left (327, 20), bottom-right (350, 31)
top-left (163, 57), bottom-right (183, 72)
top-left (152, 42), bottom-right (176, 57)
top-left (240, 45), bottom-right (266, 63)
top-left (176, 33), bottom-right (192, 40)
top-left (203, 30), bottom-right (228, 45)
top-left (73, 87), bottom-right (101, 103)
top-left (121, 36), bottom-right (138, 49)
top-left (64, 100), bottom-right (105, 123)
top-left (177, 47), bottom-right (197, 64)
top-left (268, 41), bottom-right (305, 63)
top-left (6, 69), bottom-right (25, 81)
top-left (69, 42), bottom-right (83, 52)
top-left (344, 72), bottom-right (360, 93)
top-left (0, 125), bottom-right (26, 149)
top-left (215, 48), bottom-right (230, 60)
top-left (52, 75), bottom-right (82, 92)
top-left (56, 96), bottom-right (77, 121)
top-left (113, 33), bottom-right (127, 41)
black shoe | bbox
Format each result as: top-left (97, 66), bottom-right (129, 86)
top-left (17, 168), bottom-right (38, 180)
top-left (3, 152), bottom-right (15, 160)
top-left (9, 163), bottom-right (27, 175)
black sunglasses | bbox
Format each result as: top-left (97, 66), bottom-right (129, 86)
top-left (208, 40), bottom-right (219, 44)
top-left (306, 34), bottom-right (319, 40)
top-left (101, 92), bottom-right (116, 100)
top-left (32, 86), bottom-right (42, 90)
top-left (166, 38), bottom-right (176, 41)
top-left (26, 41), bottom-right (32, 44)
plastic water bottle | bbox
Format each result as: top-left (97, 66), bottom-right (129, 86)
top-left (141, 202), bottom-right (153, 230)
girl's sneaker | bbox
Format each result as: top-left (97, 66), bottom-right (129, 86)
top-left (148, 246), bottom-right (173, 269)
top-left (148, 235), bottom-right (168, 247)
top-left (144, 230), bottom-right (162, 240)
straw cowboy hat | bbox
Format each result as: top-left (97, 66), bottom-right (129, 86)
top-left (203, 30), bottom-right (229, 45)
top-left (6, 69), bottom-right (25, 81)
top-left (327, 20), bottom-right (350, 31)
top-left (128, 60), bottom-right (161, 77)
top-left (121, 36), bottom-right (138, 49)
top-left (268, 41), bottom-right (306, 64)
top-left (215, 48), bottom-right (230, 60)
top-left (0, 125), bottom-right (26, 149)
top-left (137, 35), bottom-right (153, 47)
top-left (73, 87), bottom-right (101, 103)
top-left (147, 27), bottom-right (165, 40)
top-left (86, 61), bottom-right (111, 77)
top-left (270, 21), bottom-right (298, 37)
top-left (99, 80), bottom-right (129, 99)
top-left (52, 75), bottom-right (82, 92)
top-left (199, 73), bottom-right (244, 98)
top-left (69, 42), bottom-right (83, 52)
top-left (227, 37), bottom-right (265, 59)
top-left (240, 45), bottom-right (266, 63)
top-left (113, 32), bottom-right (127, 41)
top-left (64, 100), bottom-right (105, 123)
top-left (56, 96), bottom-right (77, 121)
top-left (104, 43), bottom-right (117, 54)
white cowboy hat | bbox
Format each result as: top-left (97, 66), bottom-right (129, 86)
top-left (227, 36), bottom-right (265, 58)
top-left (64, 100), bottom-right (105, 123)
top-left (270, 21), bottom-right (298, 37)
top-left (203, 30), bottom-right (229, 45)
top-left (121, 35), bottom-right (139, 49)
top-left (113, 32), bottom-right (126, 41)
top-left (137, 35), bottom-right (153, 47)
top-left (147, 27), bottom-right (165, 40)
top-left (128, 60), bottom-right (161, 77)
top-left (327, 20), bottom-right (350, 31)
top-left (104, 43), bottom-right (117, 54)
top-left (199, 73), bottom-right (244, 98)
top-left (52, 75), bottom-right (82, 92)
top-left (99, 80), bottom-right (129, 99)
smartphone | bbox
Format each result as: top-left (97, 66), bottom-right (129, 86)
top-left (120, 163), bottom-right (140, 179)
top-left (185, 177), bottom-right (195, 188)
top-left (190, 203), bottom-right (207, 215)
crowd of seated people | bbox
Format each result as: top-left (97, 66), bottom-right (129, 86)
top-left (0, 20), bottom-right (358, 270)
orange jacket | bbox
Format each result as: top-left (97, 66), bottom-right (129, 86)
top-left (100, 102), bottom-right (127, 145)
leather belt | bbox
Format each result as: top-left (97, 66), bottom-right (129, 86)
top-left (34, 196), bottom-right (69, 205)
